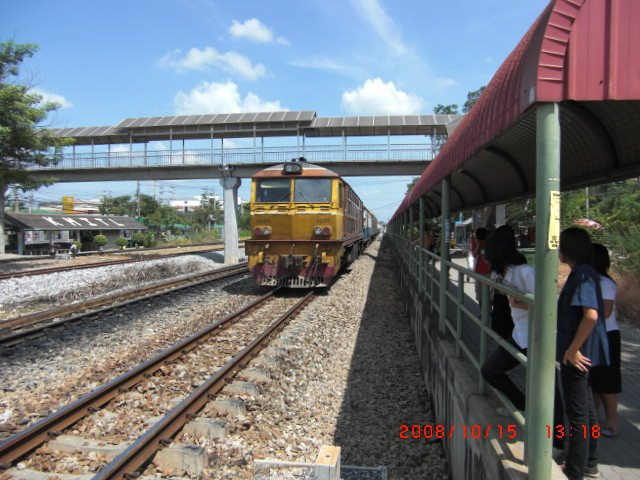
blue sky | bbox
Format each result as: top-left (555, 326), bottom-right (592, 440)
top-left (3, 0), bottom-right (549, 221)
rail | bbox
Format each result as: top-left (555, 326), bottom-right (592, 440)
top-left (389, 233), bottom-right (536, 453)
top-left (0, 289), bottom-right (313, 470)
top-left (95, 290), bottom-right (314, 479)
top-left (28, 143), bottom-right (436, 170)
top-left (0, 263), bottom-right (248, 342)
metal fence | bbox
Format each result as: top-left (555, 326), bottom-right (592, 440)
top-left (30, 143), bottom-right (436, 170)
top-left (389, 233), bottom-right (537, 457)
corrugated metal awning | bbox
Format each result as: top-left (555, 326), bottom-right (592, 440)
top-left (394, 0), bottom-right (640, 220)
top-left (47, 113), bottom-right (460, 145)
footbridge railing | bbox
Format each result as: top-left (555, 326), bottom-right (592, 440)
top-left (30, 143), bottom-right (435, 170)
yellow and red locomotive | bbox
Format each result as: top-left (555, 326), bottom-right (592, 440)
top-left (245, 159), bottom-right (378, 287)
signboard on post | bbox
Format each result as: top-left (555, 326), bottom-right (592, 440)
top-left (62, 196), bottom-right (74, 213)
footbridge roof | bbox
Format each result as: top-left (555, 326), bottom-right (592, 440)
top-left (48, 112), bottom-right (460, 145)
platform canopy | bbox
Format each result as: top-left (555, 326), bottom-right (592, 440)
top-left (394, 0), bottom-right (640, 220)
top-left (48, 112), bottom-right (460, 145)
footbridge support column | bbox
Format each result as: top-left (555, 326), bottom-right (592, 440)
top-left (220, 175), bottom-right (242, 264)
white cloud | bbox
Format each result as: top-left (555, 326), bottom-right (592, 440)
top-left (289, 58), bottom-right (352, 74)
top-left (435, 77), bottom-right (459, 87)
top-left (229, 18), bottom-right (289, 45)
top-left (174, 81), bottom-right (285, 115)
top-left (158, 47), bottom-right (266, 80)
top-left (341, 78), bottom-right (424, 115)
top-left (30, 88), bottom-right (73, 108)
top-left (350, 0), bottom-right (406, 54)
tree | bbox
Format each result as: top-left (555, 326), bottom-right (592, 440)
top-left (462, 86), bottom-right (486, 113)
top-left (138, 194), bottom-right (161, 218)
top-left (147, 205), bottom-right (180, 232)
top-left (194, 193), bottom-right (221, 228)
top-left (406, 177), bottom-right (419, 194)
top-left (433, 104), bottom-right (459, 115)
top-left (100, 195), bottom-right (132, 215)
top-left (0, 40), bottom-right (72, 253)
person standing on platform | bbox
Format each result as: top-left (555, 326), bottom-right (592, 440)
top-left (557, 227), bottom-right (609, 480)
top-left (471, 228), bottom-right (491, 306)
top-left (589, 243), bottom-right (621, 437)
top-left (484, 225), bottom-right (526, 339)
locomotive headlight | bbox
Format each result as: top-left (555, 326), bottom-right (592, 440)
top-left (254, 226), bottom-right (272, 236)
top-left (313, 226), bottom-right (331, 236)
top-left (283, 162), bottom-right (303, 174)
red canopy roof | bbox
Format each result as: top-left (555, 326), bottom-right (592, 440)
top-left (394, 0), bottom-right (640, 221)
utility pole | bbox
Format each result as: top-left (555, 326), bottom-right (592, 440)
top-left (28, 192), bottom-right (34, 213)
top-left (585, 186), bottom-right (590, 219)
top-left (136, 180), bottom-right (141, 218)
top-left (13, 186), bottom-right (19, 212)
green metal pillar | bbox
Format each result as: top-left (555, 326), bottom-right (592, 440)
top-left (439, 175), bottom-right (451, 333)
top-left (409, 205), bottom-right (415, 277)
top-left (419, 198), bottom-right (425, 294)
top-left (528, 102), bottom-right (560, 479)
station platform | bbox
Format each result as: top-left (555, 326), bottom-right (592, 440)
top-left (448, 257), bottom-right (640, 479)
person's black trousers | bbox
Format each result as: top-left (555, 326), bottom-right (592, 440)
top-left (481, 342), bottom-right (565, 450)
top-left (561, 363), bottom-right (598, 480)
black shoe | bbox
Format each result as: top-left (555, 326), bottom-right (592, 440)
top-left (584, 466), bottom-right (599, 478)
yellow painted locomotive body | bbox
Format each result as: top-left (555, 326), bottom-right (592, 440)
top-left (245, 161), bottom-right (377, 287)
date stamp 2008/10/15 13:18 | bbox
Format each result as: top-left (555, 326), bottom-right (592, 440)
top-left (399, 424), bottom-right (602, 441)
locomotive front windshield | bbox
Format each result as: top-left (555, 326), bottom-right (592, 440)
top-left (256, 179), bottom-right (291, 203)
top-left (294, 179), bottom-right (332, 203)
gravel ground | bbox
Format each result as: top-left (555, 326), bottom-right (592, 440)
top-left (0, 266), bottom-right (261, 440)
top-left (0, 238), bottom-right (449, 479)
top-left (0, 244), bottom-right (228, 273)
top-left (155, 238), bottom-right (448, 480)
top-left (0, 250), bottom-right (244, 319)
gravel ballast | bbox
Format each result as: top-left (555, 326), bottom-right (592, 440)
top-left (0, 239), bottom-right (448, 479)
top-left (174, 239), bottom-right (449, 479)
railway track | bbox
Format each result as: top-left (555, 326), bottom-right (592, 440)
top-left (0, 263), bottom-right (248, 344)
top-left (0, 245), bottom-right (230, 281)
top-left (0, 289), bottom-right (313, 478)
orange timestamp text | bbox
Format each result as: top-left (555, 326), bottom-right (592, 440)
top-left (399, 423), bottom-right (519, 440)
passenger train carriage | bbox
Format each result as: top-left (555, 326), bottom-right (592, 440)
top-left (245, 159), bottom-right (379, 287)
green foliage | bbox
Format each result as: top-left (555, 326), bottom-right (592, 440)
top-left (93, 234), bottom-right (108, 246)
top-left (99, 193), bottom-right (160, 217)
top-left (147, 205), bottom-right (180, 231)
top-left (0, 40), bottom-right (73, 252)
top-left (463, 86), bottom-right (486, 113)
top-left (605, 225), bottom-right (640, 276)
top-left (144, 232), bottom-right (156, 247)
top-left (406, 177), bottom-right (419, 194)
top-left (0, 41), bottom-right (73, 182)
top-left (72, 240), bottom-right (82, 250)
top-left (100, 195), bottom-right (131, 215)
top-left (116, 237), bottom-right (128, 249)
top-left (193, 193), bottom-right (222, 227)
top-left (433, 104), bottom-right (459, 115)
top-left (131, 232), bottom-right (146, 246)
top-left (238, 202), bottom-right (250, 231)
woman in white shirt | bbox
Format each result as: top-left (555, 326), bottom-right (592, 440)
top-left (480, 227), bottom-right (564, 450)
top-left (589, 243), bottom-right (621, 437)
